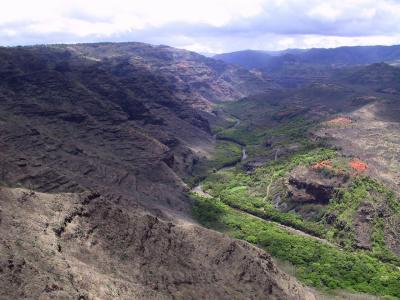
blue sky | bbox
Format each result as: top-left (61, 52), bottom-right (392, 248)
top-left (1, 0), bottom-right (400, 53)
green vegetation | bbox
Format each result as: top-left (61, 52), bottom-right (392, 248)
top-left (216, 117), bottom-right (314, 149)
top-left (189, 140), bottom-right (242, 186)
top-left (212, 140), bottom-right (242, 168)
top-left (202, 147), bottom-right (336, 236)
top-left (327, 176), bottom-right (400, 266)
top-left (263, 117), bottom-right (314, 144)
top-left (372, 218), bottom-right (400, 267)
top-left (192, 137), bottom-right (400, 298)
top-left (215, 96), bottom-right (318, 152)
top-left (191, 97), bottom-right (400, 299)
top-left (216, 124), bottom-right (263, 145)
top-left (192, 195), bottom-right (400, 298)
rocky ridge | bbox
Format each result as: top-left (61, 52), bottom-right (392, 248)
top-left (0, 187), bottom-right (316, 300)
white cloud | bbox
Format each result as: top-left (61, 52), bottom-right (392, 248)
top-left (308, 3), bottom-right (342, 21)
top-left (0, 0), bottom-right (400, 52)
top-left (0, 0), bottom-right (264, 32)
top-left (179, 33), bottom-right (400, 53)
top-left (301, 35), bottom-right (400, 49)
top-left (277, 37), bottom-right (296, 49)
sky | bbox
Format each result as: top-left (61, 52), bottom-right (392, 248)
top-left (1, 0), bottom-right (400, 53)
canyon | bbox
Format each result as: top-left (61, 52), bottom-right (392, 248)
top-left (1, 42), bottom-right (400, 299)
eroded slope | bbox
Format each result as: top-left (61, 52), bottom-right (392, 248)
top-left (0, 187), bottom-right (316, 300)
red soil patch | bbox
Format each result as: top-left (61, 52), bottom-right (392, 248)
top-left (311, 160), bottom-right (334, 170)
top-left (324, 117), bottom-right (352, 126)
top-left (349, 159), bottom-right (368, 172)
top-left (311, 159), bottom-right (347, 175)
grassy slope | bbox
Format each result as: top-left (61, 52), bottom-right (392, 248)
top-left (192, 195), bottom-right (400, 298)
top-left (190, 140), bottom-right (242, 185)
top-left (202, 147), bottom-right (336, 237)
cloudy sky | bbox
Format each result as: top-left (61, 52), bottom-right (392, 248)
top-left (1, 0), bottom-right (400, 53)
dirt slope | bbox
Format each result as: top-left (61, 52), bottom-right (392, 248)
top-left (0, 187), bottom-right (316, 300)
top-left (316, 100), bottom-right (400, 192)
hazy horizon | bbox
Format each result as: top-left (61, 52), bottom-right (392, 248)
top-left (4, 40), bottom-right (400, 55)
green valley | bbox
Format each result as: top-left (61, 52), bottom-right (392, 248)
top-left (190, 94), bottom-right (400, 299)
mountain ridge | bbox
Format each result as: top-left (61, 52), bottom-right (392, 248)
top-left (214, 44), bottom-right (400, 70)
top-left (0, 42), bottom-right (316, 300)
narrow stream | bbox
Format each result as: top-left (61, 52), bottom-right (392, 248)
top-left (241, 147), bottom-right (247, 160)
top-left (192, 117), bottom-right (337, 248)
top-left (193, 115), bottom-right (246, 195)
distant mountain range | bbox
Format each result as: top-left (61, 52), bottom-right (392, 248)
top-left (214, 45), bottom-right (400, 71)
top-left (214, 45), bottom-right (400, 88)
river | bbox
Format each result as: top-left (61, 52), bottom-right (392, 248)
top-left (193, 116), bottom-right (247, 195)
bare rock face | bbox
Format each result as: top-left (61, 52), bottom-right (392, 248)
top-left (0, 45), bottom-right (214, 212)
top-left (0, 187), bottom-right (316, 300)
top-left (63, 42), bottom-right (277, 107)
top-left (385, 217), bottom-right (400, 256)
top-left (353, 202), bottom-right (375, 250)
top-left (287, 166), bottom-right (347, 204)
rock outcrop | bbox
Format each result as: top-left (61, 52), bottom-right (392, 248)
top-left (354, 202), bottom-right (375, 250)
top-left (287, 166), bottom-right (347, 204)
top-left (0, 187), bottom-right (316, 300)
